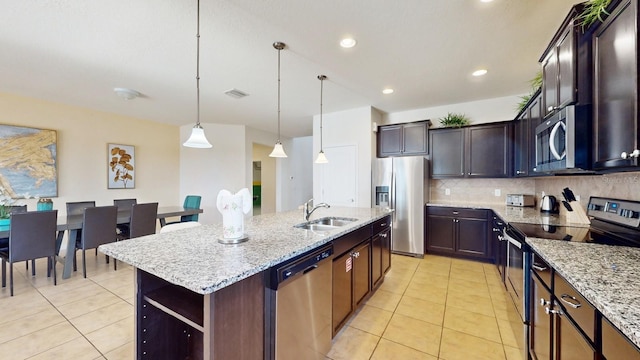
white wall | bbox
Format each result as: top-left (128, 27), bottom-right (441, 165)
top-left (383, 94), bottom-right (525, 127)
top-left (0, 92), bottom-right (180, 214)
top-left (313, 106), bottom-right (377, 208)
top-left (287, 136), bottom-right (313, 210)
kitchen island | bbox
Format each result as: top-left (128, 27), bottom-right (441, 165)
top-left (99, 206), bottom-right (392, 359)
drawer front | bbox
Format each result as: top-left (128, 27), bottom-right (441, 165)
top-left (372, 216), bottom-right (391, 235)
top-left (333, 226), bottom-right (372, 258)
top-left (427, 206), bottom-right (487, 219)
top-left (554, 273), bottom-right (595, 343)
top-left (531, 252), bottom-right (552, 289)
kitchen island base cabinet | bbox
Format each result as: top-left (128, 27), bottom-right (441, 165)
top-left (136, 269), bottom-right (264, 359)
top-left (332, 240), bottom-right (371, 336)
top-left (602, 317), bottom-right (640, 360)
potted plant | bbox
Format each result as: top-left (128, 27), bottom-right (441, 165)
top-left (0, 187), bottom-right (14, 226)
top-left (577, 0), bottom-right (612, 30)
top-left (439, 112), bottom-right (470, 128)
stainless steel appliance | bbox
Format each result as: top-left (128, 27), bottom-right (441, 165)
top-left (534, 105), bottom-right (592, 173)
top-left (266, 244), bottom-right (333, 360)
top-left (372, 156), bottom-right (429, 257)
top-left (506, 194), bottom-right (535, 207)
top-left (540, 195), bottom-right (559, 214)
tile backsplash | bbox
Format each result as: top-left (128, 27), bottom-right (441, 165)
top-left (430, 172), bottom-right (640, 209)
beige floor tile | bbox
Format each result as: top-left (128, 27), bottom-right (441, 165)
top-left (446, 290), bottom-right (495, 317)
top-left (416, 262), bottom-right (451, 277)
top-left (410, 271), bottom-right (449, 289)
top-left (443, 306), bottom-right (501, 343)
top-left (93, 272), bottom-right (133, 292)
top-left (0, 291), bottom-right (55, 325)
top-left (0, 306), bottom-right (66, 344)
top-left (28, 336), bottom-right (103, 360)
top-left (404, 283), bottom-right (448, 305)
top-left (449, 267), bottom-right (489, 283)
top-left (103, 341), bottom-right (134, 360)
top-left (421, 254), bottom-right (452, 265)
top-left (371, 338), bottom-right (437, 360)
top-left (377, 275), bottom-right (411, 295)
top-left (85, 315), bottom-right (134, 355)
top-left (327, 326), bottom-right (379, 360)
top-left (39, 281), bottom-right (109, 307)
top-left (57, 290), bottom-right (123, 319)
top-left (69, 301), bottom-right (134, 334)
top-left (365, 289), bottom-right (402, 312)
top-left (382, 313), bottom-right (441, 356)
top-left (451, 259), bottom-right (485, 273)
top-left (504, 345), bottom-right (526, 360)
top-left (497, 319), bottom-right (521, 348)
top-left (0, 321), bottom-right (82, 358)
top-left (348, 305), bottom-right (393, 336)
top-left (395, 295), bottom-right (445, 326)
top-left (447, 281), bottom-right (491, 299)
top-left (439, 328), bottom-right (506, 360)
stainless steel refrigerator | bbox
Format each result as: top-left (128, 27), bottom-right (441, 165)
top-left (372, 156), bottom-right (429, 258)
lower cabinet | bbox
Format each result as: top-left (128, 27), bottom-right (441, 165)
top-left (426, 206), bottom-right (491, 260)
top-left (371, 216), bottom-right (391, 289)
top-left (332, 240), bottom-right (371, 336)
top-left (529, 250), bottom-right (639, 359)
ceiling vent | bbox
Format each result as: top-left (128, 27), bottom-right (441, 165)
top-left (224, 88), bottom-right (249, 99)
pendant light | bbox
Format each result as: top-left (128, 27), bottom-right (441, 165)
top-left (269, 42), bottom-right (288, 158)
top-left (183, 0), bottom-right (213, 149)
top-left (315, 75), bottom-right (329, 164)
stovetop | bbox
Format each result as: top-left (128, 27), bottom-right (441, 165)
top-left (509, 196), bottom-right (640, 248)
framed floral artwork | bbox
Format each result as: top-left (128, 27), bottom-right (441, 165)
top-left (108, 143), bottom-right (135, 189)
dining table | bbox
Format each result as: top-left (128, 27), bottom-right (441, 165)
top-left (0, 206), bottom-right (203, 279)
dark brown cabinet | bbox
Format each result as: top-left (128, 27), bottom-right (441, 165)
top-left (377, 120), bottom-right (430, 157)
top-left (514, 91), bottom-right (543, 177)
top-left (426, 206), bottom-right (490, 261)
top-left (540, 4), bottom-right (592, 119)
top-left (429, 122), bottom-right (511, 179)
top-left (592, 0), bottom-right (640, 170)
top-left (332, 240), bottom-right (371, 336)
top-left (371, 216), bottom-right (391, 289)
top-left (602, 317), bottom-right (640, 360)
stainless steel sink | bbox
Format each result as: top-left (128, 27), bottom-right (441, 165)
top-left (312, 217), bottom-right (358, 227)
top-left (293, 217), bottom-right (358, 231)
top-left (293, 223), bottom-right (339, 231)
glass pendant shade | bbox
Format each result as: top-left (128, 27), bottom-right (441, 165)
top-left (269, 141), bottom-right (288, 158)
top-left (315, 150), bottom-right (328, 163)
top-left (183, 124), bottom-right (212, 148)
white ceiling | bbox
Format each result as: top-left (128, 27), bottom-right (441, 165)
top-left (0, 0), bottom-right (578, 138)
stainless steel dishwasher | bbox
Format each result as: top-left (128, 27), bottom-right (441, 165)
top-left (265, 244), bottom-right (333, 360)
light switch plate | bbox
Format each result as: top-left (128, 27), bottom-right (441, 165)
top-left (494, 189), bottom-right (501, 197)
top-left (445, 188), bottom-right (451, 196)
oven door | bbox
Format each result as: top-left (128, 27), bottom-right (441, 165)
top-left (504, 228), bottom-right (527, 322)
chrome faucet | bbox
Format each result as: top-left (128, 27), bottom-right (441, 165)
top-left (304, 198), bottom-right (330, 221)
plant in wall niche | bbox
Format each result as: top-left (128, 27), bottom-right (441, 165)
top-left (439, 112), bottom-right (470, 128)
top-left (108, 144), bottom-right (135, 189)
top-left (577, 0), bottom-right (612, 31)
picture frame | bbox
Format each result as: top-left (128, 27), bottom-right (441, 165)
top-left (0, 124), bottom-right (58, 198)
top-left (108, 143), bottom-right (135, 189)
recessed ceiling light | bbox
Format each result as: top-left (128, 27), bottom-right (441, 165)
top-left (472, 69), bottom-right (488, 77)
top-left (113, 88), bottom-right (141, 100)
top-left (382, 88), bottom-right (394, 95)
top-left (480, 0), bottom-right (494, 3)
top-left (340, 38), bottom-right (357, 48)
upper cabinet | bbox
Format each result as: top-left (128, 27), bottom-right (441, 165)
top-left (540, 4), bottom-right (592, 118)
top-left (592, 0), bottom-right (640, 171)
top-left (430, 122), bottom-right (512, 179)
top-left (377, 120), bottom-right (430, 157)
top-left (514, 91), bottom-right (544, 177)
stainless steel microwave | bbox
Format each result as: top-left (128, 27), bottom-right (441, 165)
top-left (534, 105), bottom-right (592, 173)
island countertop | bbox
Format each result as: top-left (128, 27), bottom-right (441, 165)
top-left (527, 238), bottom-right (640, 349)
top-left (99, 206), bottom-right (392, 295)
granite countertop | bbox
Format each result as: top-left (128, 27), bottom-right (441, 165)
top-left (427, 201), bottom-right (589, 228)
top-left (99, 207), bottom-right (392, 295)
top-left (527, 238), bottom-right (640, 348)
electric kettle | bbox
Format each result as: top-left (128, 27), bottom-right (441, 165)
top-left (540, 195), bottom-right (559, 214)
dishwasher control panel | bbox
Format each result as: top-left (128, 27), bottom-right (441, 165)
top-left (273, 245), bottom-right (333, 286)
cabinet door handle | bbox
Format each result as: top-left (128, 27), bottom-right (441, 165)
top-left (545, 307), bottom-right (562, 315)
top-left (532, 263), bottom-right (548, 272)
top-left (380, 233), bottom-right (387, 238)
top-left (560, 294), bottom-right (582, 309)
top-left (452, 211), bottom-right (459, 215)
top-left (540, 298), bottom-right (551, 306)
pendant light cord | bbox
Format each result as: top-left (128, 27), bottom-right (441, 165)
top-left (196, 0), bottom-right (201, 127)
top-left (319, 76), bottom-right (324, 151)
top-left (277, 46), bottom-right (281, 142)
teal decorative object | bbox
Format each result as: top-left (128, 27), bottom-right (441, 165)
top-left (37, 198), bottom-right (53, 211)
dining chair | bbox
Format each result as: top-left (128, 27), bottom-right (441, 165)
top-left (0, 210), bottom-right (58, 296)
top-left (159, 221), bottom-right (202, 233)
top-left (114, 202), bottom-right (158, 269)
top-left (73, 205), bottom-right (118, 278)
top-left (113, 198), bottom-right (137, 236)
top-left (163, 195), bottom-right (202, 227)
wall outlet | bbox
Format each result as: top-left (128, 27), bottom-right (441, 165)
top-left (494, 189), bottom-right (501, 197)
top-left (445, 188), bottom-right (451, 196)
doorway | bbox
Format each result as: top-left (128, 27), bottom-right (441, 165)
top-left (252, 143), bottom-right (276, 214)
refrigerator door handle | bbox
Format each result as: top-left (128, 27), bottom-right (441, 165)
top-left (391, 171), bottom-right (396, 222)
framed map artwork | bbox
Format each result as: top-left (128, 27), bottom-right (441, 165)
top-left (108, 143), bottom-right (135, 189)
top-left (0, 124), bottom-right (58, 198)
